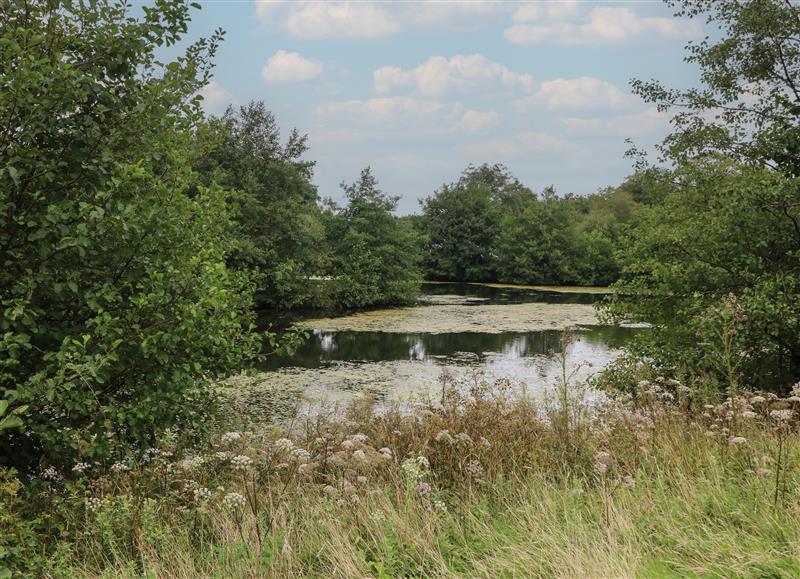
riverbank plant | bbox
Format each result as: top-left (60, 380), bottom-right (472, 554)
top-left (4, 367), bottom-right (800, 577)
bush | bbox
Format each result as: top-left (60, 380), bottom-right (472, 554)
top-left (0, 0), bottom-right (258, 470)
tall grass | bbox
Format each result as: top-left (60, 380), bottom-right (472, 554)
top-left (4, 354), bottom-right (800, 577)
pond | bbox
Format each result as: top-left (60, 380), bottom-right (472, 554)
top-left (236, 283), bottom-right (640, 413)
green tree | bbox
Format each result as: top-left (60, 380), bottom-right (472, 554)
top-left (325, 168), bottom-right (422, 308)
top-left (0, 0), bottom-right (257, 469)
top-left (421, 164), bottom-right (527, 281)
top-left (195, 102), bottom-right (326, 310)
top-left (606, 0), bottom-right (800, 389)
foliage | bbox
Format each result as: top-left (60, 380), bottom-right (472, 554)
top-left (606, 161), bottom-right (800, 389)
top-left (607, 0), bottom-right (800, 390)
top-left (421, 164), bottom-right (642, 286)
top-left (195, 102), bottom-right (326, 310)
top-left (323, 168), bottom-right (422, 309)
top-left (633, 0), bottom-right (800, 174)
top-left (0, 0), bottom-right (258, 470)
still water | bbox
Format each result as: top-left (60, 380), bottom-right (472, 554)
top-left (246, 283), bottom-right (639, 406)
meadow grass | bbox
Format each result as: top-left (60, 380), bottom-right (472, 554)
top-left (6, 367), bottom-right (800, 579)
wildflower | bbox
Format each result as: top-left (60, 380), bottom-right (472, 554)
top-left (214, 451), bottom-right (230, 461)
top-left (41, 466), bottom-right (61, 482)
top-left (352, 449), bottom-right (366, 461)
top-left (465, 459), bottom-right (484, 478)
top-left (85, 497), bottom-right (102, 512)
top-left (770, 409), bottom-right (793, 422)
top-left (479, 436), bottom-right (492, 449)
top-left (741, 411), bottom-right (757, 419)
top-left (110, 461), bottom-right (130, 473)
top-left (415, 482), bottom-right (432, 497)
top-left (594, 451), bottom-right (613, 475)
top-left (433, 498), bottom-right (447, 512)
top-left (401, 455), bottom-right (429, 483)
top-left (455, 432), bottom-right (473, 445)
top-left (180, 455), bottom-right (206, 470)
top-left (392, 430), bottom-right (402, 437)
top-left (231, 455), bottom-right (253, 471)
top-left (622, 475), bottom-right (635, 488)
top-left (351, 433), bottom-right (368, 444)
top-left (72, 462), bottom-right (90, 474)
top-left (787, 396), bottom-right (800, 403)
top-left (750, 395), bottom-right (766, 404)
top-left (341, 440), bottom-right (355, 450)
top-left (193, 487), bottom-right (212, 503)
top-left (298, 463), bottom-right (315, 476)
top-left (350, 494), bottom-right (361, 505)
top-left (221, 431), bottom-right (242, 444)
top-left (379, 447), bottom-right (392, 459)
top-left (291, 448), bottom-right (311, 463)
top-left (434, 430), bottom-right (453, 444)
top-left (222, 492), bottom-right (247, 511)
top-left (323, 485), bottom-right (338, 496)
top-left (357, 475), bottom-right (368, 485)
top-left (594, 462), bottom-right (608, 475)
top-left (371, 510), bottom-right (387, 523)
top-left (728, 436), bottom-right (747, 445)
top-left (273, 438), bottom-right (295, 453)
top-left (276, 462), bottom-right (290, 470)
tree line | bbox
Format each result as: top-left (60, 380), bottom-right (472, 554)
top-left (1, 0), bottom-right (799, 475)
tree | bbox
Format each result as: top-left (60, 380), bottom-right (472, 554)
top-left (606, 0), bottom-right (800, 390)
top-left (325, 168), bottom-right (422, 308)
top-left (0, 0), bottom-right (257, 469)
top-left (421, 164), bottom-right (527, 281)
top-left (632, 0), bottom-right (800, 174)
top-left (195, 102), bottom-right (326, 309)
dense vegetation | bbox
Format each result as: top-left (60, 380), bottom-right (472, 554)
top-left (604, 0), bottom-right (800, 391)
top-left (2, 0), bottom-right (800, 575)
top-left (419, 164), bottom-right (644, 286)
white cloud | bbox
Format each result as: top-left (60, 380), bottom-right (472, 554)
top-left (317, 96), bottom-right (447, 123)
top-left (374, 54), bottom-right (534, 97)
top-left (459, 131), bottom-right (572, 158)
top-left (455, 110), bottom-right (501, 133)
top-left (560, 107), bottom-right (669, 136)
top-left (198, 80), bottom-right (235, 114)
top-left (505, 6), bottom-right (700, 45)
top-left (261, 50), bottom-right (323, 84)
top-left (317, 97), bottom-right (499, 135)
top-left (519, 77), bottom-right (629, 111)
top-left (256, 1), bottom-right (399, 40)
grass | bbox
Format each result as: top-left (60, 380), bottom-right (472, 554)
top-left (4, 366), bottom-right (800, 577)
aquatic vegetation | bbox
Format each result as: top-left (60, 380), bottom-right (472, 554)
top-left (300, 302), bottom-right (600, 334)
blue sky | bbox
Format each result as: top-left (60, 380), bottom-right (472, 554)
top-left (184, 1), bottom-right (705, 213)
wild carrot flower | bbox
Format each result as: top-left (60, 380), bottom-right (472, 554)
top-left (231, 455), bottom-right (253, 471)
top-left (110, 461), bottom-right (130, 473)
top-left (291, 448), bottom-right (311, 463)
top-left (273, 438), bottom-right (295, 453)
top-left (742, 411), bottom-right (757, 419)
top-left (770, 409), bottom-right (793, 422)
top-left (85, 497), bottom-right (102, 512)
top-left (352, 449), bottom-right (367, 461)
top-left (455, 432), bottom-right (473, 445)
top-left (434, 429), bottom-right (453, 444)
top-left (729, 436), bottom-right (747, 445)
top-left (72, 462), bottom-right (90, 474)
top-left (323, 485), bottom-right (337, 495)
top-left (221, 431), bottom-right (242, 444)
top-left (379, 447), bottom-right (392, 459)
top-left (42, 466), bottom-right (61, 481)
top-left (750, 395), bottom-right (766, 404)
top-left (193, 487), bottom-right (211, 503)
top-left (222, 492), bottom-right (246, 510)
top-left (351, 433), bottom-right (368, 444)
top-left (341, 440), bottom-right (355, 450)
top-left (415, 482), bottom-right (432, 497)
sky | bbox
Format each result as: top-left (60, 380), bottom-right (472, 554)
top-left (182, 0), bottom-right (706, 214)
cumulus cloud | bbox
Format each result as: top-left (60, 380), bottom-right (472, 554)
top-left (373, 54), bottom-right (534, 97)
top-left (198, 80), bottom-right (236, 114)
top-left (518, 77), bottom-right (630, 111)
top-left (560, 107), bottom-right (670, 136)
top-left (261, 50), bottom-right (323, 84)
top-left (316, 97), bottom-right (499, 135)
top-left (505, 6), bottom-right (700, 45)
top-left (256, 1), bottom-right (399, 39)
top-left (459, 131), bottom-right (573, 158)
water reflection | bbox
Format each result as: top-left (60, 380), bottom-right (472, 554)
top-left (265, 325), bottom-right (636, 370)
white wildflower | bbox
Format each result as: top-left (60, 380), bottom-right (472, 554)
top-left (110, 461), bottom-right (130, 473)
top-left (193, 487), bottom-right (211, 503)
top-left (729, 436), bottom-right (747, 445)
top-left (72, 462), bottom-right (90, 474)
top-left (85, 497), bottom-right (102, 512)
top-left (221, 431), bottom-right (242, 444)
top-left (291, 448), bottom-right (311, 463)
top-left (622, 475), bottom-right (635, 487)
top-left (273, 438), bottom-right (295, 453)
top-left (434, 430), bottom-right (453, 444)
top-left (352, 449), bottom-right (366, 461)
top-left (770, 409), bottom-right (793, 422)
top-left (222, 492), bottom-right (246, 510)
top-left (750, 395), bottom-right (766, 404)
top-left (231, 455), bottom-right (253, 471)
